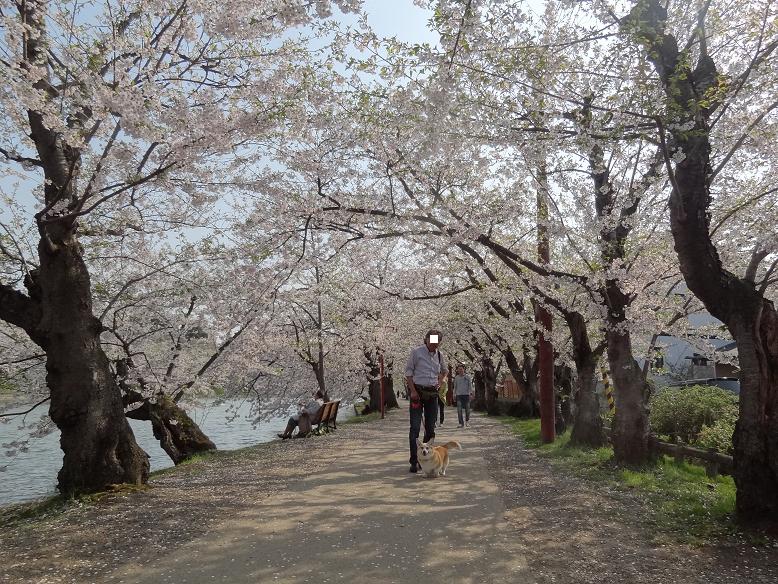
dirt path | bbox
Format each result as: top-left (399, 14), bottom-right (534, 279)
top-left (1, 404), bottom-right (776, 583)
top-left (111, 408), bottom-right (526, 584)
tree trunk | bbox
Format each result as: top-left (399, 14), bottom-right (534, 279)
top-left (40, 244), bottom-right (150, 493)
top-left (536, 161), bottom-right (556, 442)
top-left (364, 350), bottom-right (397, 412)
top-left (584, 92), bottom-right (652, 464)
top-left (554, 364), bottom-right (572, 435)
top-left (126, 395), bottom-right (216, 464)
top-left (501, 347), bottom-right (537, 417)
top-left (606, 282), bottom-right (653, 465)
top-left (367, 366), bottom-right (381, 412)
top-left (119, 361), bottom-right (216, 464)
top-left (473, 369), bottom-right (486, 411)
top-left (730, 308), bottom-right (778, 520)
top-left (3, 0), bottom-right (150, 496)
top-left (608, 334), bottom-right (653, 465)
top-left (384, 369), bottom-right (399, 410)
top-left (314, 363), bottom-right (329, 402)
top-left (626, 0), bottom-right (778, 522)
top-left (565, 312), bottom-right (606, 447)
top-left (483, 356), bottom-right (499, 415)
top-left (368, 374), bottom-right (398, 411)
top-left (570, 359), bottom-right (604, 447)
top-left (514, 352), bottom-right (539, 417)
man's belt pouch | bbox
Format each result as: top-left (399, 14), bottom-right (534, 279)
top-left (417, 386), bottom-right (439, 400)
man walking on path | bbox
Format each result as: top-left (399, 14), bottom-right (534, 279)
top-left (405, 329), bottom-right (447, 473)
top-left (453, 363), bottom-right (474, 427)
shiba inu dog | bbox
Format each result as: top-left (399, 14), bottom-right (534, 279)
top-left (416, 438), bottom-right (462, 478)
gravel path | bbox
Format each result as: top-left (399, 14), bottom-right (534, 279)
top-left (0, 405), bottom-right (776, 583)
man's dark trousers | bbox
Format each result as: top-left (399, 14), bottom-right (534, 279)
top-left (409, 395), bottom-right (438, 466)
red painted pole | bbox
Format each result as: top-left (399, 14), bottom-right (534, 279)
top-left (379, 352), bottom-right (385, 419)
top-left (537, 305), bottom-right (555, 443)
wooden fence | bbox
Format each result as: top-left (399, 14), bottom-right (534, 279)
top-left (653, 439), bottom-right (733, 478)
top-left (604, 427), bottom-right (733, 478)
top-left (497, 376), bottom-right (522, 400)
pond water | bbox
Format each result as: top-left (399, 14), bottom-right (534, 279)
top-left (0, 399), bottom-right (352, 506)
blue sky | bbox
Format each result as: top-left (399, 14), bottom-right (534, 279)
top-left (361, 0), bottom-right (438, 44)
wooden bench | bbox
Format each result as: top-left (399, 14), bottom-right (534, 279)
top-left (295, 400), bottom-right (341, 438)
top-left (323, 400), bottom-right (340, 431)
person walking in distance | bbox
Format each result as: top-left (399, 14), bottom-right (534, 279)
top-left (437, 377), bottom-right (447, 427)
top-left (453, 364), bottom-right (474, 428)
top-left (405, 329), bottom-right (447, 473)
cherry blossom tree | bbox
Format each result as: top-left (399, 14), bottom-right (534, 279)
top-left (618, 0), bottom-right (778, 522)
top-left (299, 1), bottom-right (677, 456)
top-left (0, 0), bottom-right (360, 493)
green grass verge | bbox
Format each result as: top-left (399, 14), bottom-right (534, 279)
top-left (342, 411), bottom-right (381, 424)
top-left (149, 443), bottom-right (269, 477)
top-left (2, 444), bottom-right (277, 526)
top-left (0, 483), bottom-right (150, 528)
top-left (500, 417), bottom-right (739, 544)
top-left (0, 494), bottom-right (71, 527)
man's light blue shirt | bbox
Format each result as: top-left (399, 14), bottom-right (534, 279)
top-left (453, 374), bottom-right (473, 396)
top-left (405, 345), bottom-right (446, 386)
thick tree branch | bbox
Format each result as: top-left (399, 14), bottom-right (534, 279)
top-left (0, 282), bottom-right (44, 346)
top-left (0, 396), bottom-right (50, 418)
top-left (0, 147), bottom-right (43, 168)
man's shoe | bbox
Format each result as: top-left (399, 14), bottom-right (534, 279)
top-left (409, 463), bottom-right (419, 473)
top-left (458, 423), bottom-right (464, 428)
top-left (277, 433), bottom-right (289, 439)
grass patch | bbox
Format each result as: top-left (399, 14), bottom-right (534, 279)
top-left (500, 417), bottom-right (739, 544)
top-left (343, 411), bottom-right (381, 424)
top-left (0, 494), bottom-right (70, 527)
top-left (149, 444), bottom-right (268, 477)
top-left (3, 447), bottom-right (267, 524)
top-left (0, 483), bottom-right (150, 528)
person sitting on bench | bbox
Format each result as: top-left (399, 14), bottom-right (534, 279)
top-left (278, 390), bottom-right (324, 439)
